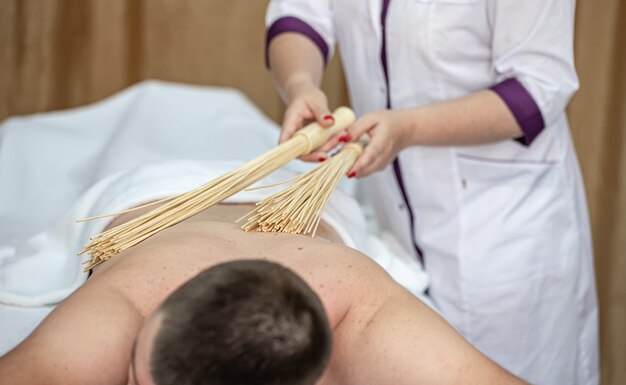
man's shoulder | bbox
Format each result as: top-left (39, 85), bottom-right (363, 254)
top-left (0, 278), bottom-right (144, 385)
top-left (293, 243), bottom-right (402, 329)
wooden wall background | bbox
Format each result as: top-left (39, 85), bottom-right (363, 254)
top-left (0, 1), bottom-right (624, 384)
top-left (0, 0), bottom-right (348, 123)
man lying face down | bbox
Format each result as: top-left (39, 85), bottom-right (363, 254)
top-left (133, 260), bottom-right (331, 385)
top-left (0, 203), bottom-right (529, 385)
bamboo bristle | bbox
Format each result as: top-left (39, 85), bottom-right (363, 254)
top-left (239, 142), bottom-right (363, 237)
top-left (80, 136), bottom-right (310, 271)
top-left (76, 196), bottom-right (176, 222)
top-left (78, 107), bottom-right (356, 270)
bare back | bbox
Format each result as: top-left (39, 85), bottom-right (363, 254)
top-left (0, 204), bottom-right (395, 385)
top-left (0, 204), bottom-right (527, 385)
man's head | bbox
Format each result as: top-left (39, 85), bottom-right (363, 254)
top-left (130, 260), bottom-right (333, 385)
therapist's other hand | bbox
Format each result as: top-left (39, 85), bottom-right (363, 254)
top-left (282, 80), bottom-right (347, 162)
top-left (346, 110), bottom-right (411, 178)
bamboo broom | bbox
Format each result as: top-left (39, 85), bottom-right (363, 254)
top-left (238, 137), bottom-right (367, 237)
top-left (78, 107), bottom-right (356, 270)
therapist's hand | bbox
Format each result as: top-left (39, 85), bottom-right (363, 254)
top-left (346, 109), bottom-right (412, 178)
top-left (282, 79), bottom-right (349, 162)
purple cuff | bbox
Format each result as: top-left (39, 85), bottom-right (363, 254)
top-left (491, 78), bottom-right (545, 146)
top-left (265, 16), bottom-right (330, 68)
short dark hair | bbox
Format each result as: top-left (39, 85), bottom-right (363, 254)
top-left (151, 260), bottom-right (332, 385)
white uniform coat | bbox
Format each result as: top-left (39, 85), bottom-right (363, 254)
top-left (266, 1), bottom-right (599, 384)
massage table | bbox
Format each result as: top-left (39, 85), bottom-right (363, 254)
top-left (0, 81), bottom-right (429, 354)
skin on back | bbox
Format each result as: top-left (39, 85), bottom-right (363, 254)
top-left (0, 203), bottom-right (528, 385)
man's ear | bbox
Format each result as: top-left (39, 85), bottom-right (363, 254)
top-left (134, 313), bottom-right (164, 385)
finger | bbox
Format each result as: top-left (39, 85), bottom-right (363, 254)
top-left (280, 109), bottom-right (304, 144)
top-left (347, 113), bottom-right (377, 142)
top-left (359, 142), bottom-right (394, 177)
top-left (356, 160), bottom-right (378, 178)
top-left (318, 130), bottom-right (350, 153)
top-left (281, 101), bottom-right (315, 143)
top-left (308, 100), bottom-right (334, 128)
top-left (300, 150), bottom-right (328, 162)
top-left (348, 143), bottom-right (379, 178)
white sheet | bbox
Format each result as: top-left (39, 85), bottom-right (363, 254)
top-left (0, 80), bottom-right (429, 355)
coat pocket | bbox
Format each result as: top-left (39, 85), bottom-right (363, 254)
top-left (455, 154), bottom-right (577, 287)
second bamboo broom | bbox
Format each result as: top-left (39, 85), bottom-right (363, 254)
top-left (79, 107), bottom-right (356, 270)
top-left (238, 136), bottom-right (367, 237)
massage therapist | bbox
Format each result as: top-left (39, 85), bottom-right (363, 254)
top-left (263, 1), bottom-right (599, 384)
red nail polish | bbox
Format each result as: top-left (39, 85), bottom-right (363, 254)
top-left (323, 114), bottom-right (334, 121)
top-left (319, 156), bottom-right (327, 162)
top-left (339, 134), bottom-right (351, 143)
top-left (348, 171), bottom-right (356, 178)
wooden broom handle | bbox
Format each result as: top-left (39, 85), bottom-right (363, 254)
top-left (293, 106), bottom-right (356, 154)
